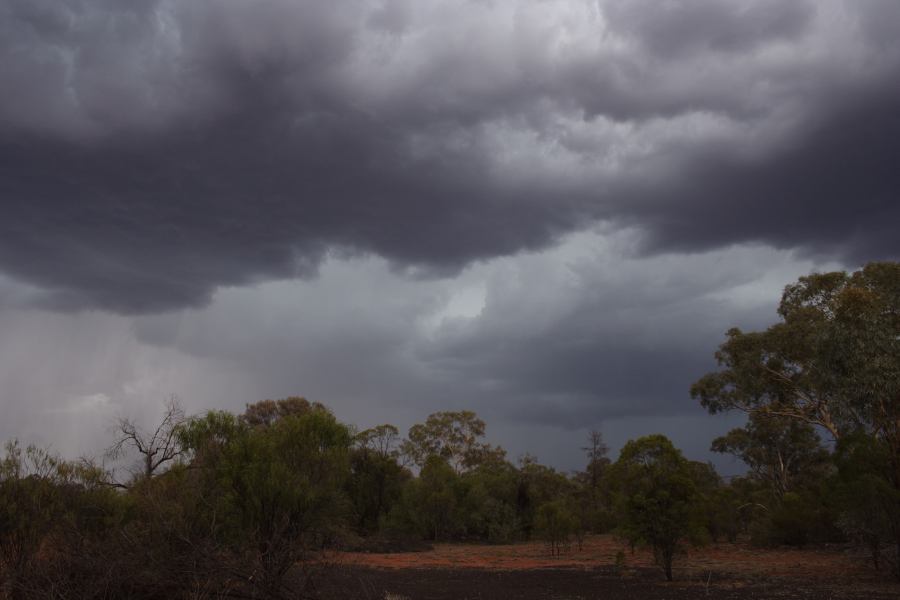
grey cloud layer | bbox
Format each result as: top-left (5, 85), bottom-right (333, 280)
top-left (1, 0), bottom-right (898, 312)
top-left (0, 234), bottom-right (828, 470)
top-left (125, 233), bottom-right (831, 432)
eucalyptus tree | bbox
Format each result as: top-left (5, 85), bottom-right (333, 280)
top-left (692, 262), bottom-right (900, 573)
top-left (401, 411), bottom-right (505, 473)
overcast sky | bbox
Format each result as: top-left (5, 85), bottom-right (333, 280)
top-left (1, 0), bottom-right (898, 474)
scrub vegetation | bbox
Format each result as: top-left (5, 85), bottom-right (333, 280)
top-left (1, 262), bottom-right (898, 599)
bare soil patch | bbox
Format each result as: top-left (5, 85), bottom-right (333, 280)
top-left (317, 535), bottom-right (896, 600)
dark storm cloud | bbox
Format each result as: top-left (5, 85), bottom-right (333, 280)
top-left (1, 0), bottom-right (898, 312)
top-left (604, 0), bottom-right (814, 58)
top-left (629, 84), bottom-right (900, 261)
top-left (413, 239), bottom-right (802, 430)
top-left (106, 236), bottom-right (815, 469)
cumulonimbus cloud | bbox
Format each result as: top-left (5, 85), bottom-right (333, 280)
top-left (1, 0), bottom-right (898, 312)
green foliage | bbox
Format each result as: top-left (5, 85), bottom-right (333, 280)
top-left (709, 414), bottom-right (837, 547)
top-left (692, 261), bottom-right (900, 441)
top-left (0, 404), bottom-right (356, 599)
top-left (693, 261), bottom-right (900, 572)
top-left (412, 455), bottom-right (464, 540)
top-left (14, 347), bottom-right (900, 597)
top-left (180, 406), bottom-right (353, 597)
top-left (401, 411), bottom-right (505, 473)
top-left (760, 492), bottom-right (814, 546)
top-left (609, 435), bottom-right (706, 581)
top-left (472, 495), bottom-right (520, 544)
top-left (176, 408), bottom-right (242, 467)
top-left (459, 461), bottom-right (521, 543)
top-left (832, 432), bottom-right (900, 576)
top-left (575, 430), bottom-right (614, 535)
top-left (704, 485), bottom-right (742, 543)
top-left (0, 441), bottom-right (129, 598)
top-left (386, 411), bottom-right (526, 543)
top-left (711, 414), bottom-right (829, 500)
top-left (0, 442), bottom-right (67, 591)
top-left (347, 440), bottom-right (410, 535)
top-left (241, 396), bottom-right (329, 427)
top-left (355, 424), bottom-right (401, 458)
top-left (387, 455), bottom-right (461, 541)
top-left (516, 455), bottom-right (576, 539)
top-left (534, 500), bottom-right (577, 556)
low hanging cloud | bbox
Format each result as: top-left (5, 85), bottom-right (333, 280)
top-left (1, 0), bottom-right (898, 313)
top-left (0, 227), bottom-right (835, 470)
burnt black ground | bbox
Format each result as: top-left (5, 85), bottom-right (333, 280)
top-left (315, 565), bottom-right (899, 600)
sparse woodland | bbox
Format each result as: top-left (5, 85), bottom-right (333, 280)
top-left (1, 262), bottom-right (898, 598)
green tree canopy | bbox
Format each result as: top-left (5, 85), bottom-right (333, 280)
top-left (179, 408), bottom-right (352, 596)
top-left (241, 396), bottom-right (329, 427)
top-left (691, 261), bottom-right (900, 441)
top-left (711, 414), bottom-right (829, 500)
top-left (355, 424), bottom-right (401, 459)
top-left (609, 435), bottom-right (705, 581)
top-left (692, 261), bottom-right (900, 573)
top-left (401, 411), bottom-right (505, 473)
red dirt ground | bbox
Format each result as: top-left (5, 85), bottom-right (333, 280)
top-left (336, 534), bottom-right (874, 581)
top-left (315, 535), bottom-right (900, 599)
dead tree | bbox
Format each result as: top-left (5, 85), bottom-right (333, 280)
top-left (107, 396), bottom-right (186, 484)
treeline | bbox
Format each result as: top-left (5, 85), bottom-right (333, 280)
top-left (1, 261), bottom-right (898, 598)
top-left (0, 399), bottom-right (891, 597)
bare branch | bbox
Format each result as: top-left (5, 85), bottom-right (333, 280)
top-left (105, 395), bottom-right (188, 485)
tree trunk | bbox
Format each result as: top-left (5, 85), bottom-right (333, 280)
top-left (895, 540), bottom-right (900, 581)
top-left (660, 545), bottom-right (674, 581)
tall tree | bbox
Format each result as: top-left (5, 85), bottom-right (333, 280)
top-left (691, 261), bottom-right (900, 443)
top-left (347, 425), bottom-right (409, 534)
top-left (582, 429), bottom-right (610, 490)
top-left (574, 429), bottom-right (613, 534)
top-left (355, 424), bottom-right (401, 459)
top-left (692, 262), bottom-right (900, 572)
top-left (401, 411), bottom-right (505, 473)
top-left (711, 414), bottom-right (829, 500)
